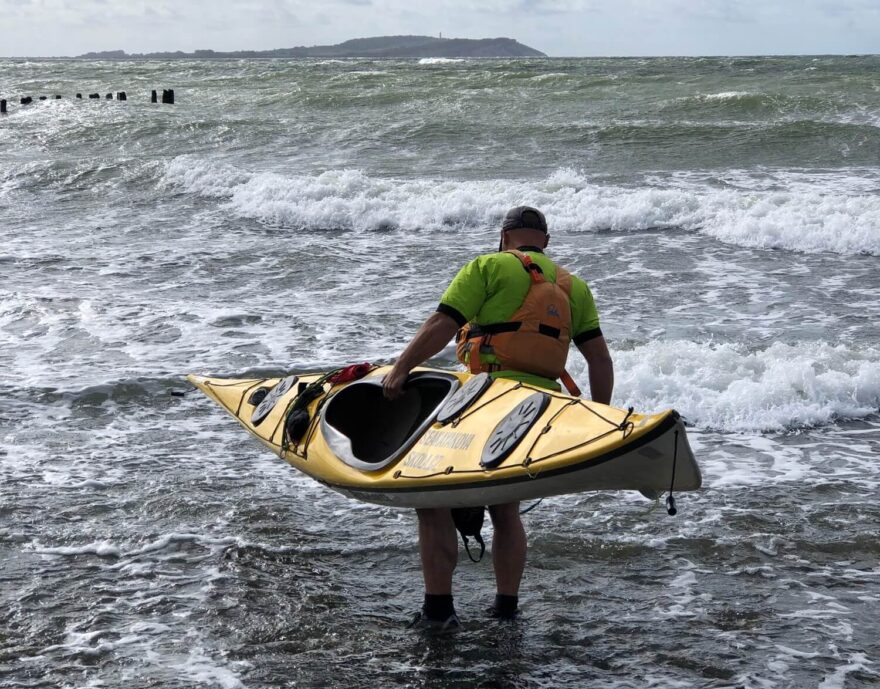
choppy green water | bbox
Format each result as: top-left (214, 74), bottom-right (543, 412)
top-left (1, 57), bottom-right (879, 688)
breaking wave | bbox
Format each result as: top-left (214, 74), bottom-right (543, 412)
top-left (605, 340), bottom-right (880, 432)
top-left (161, 158), bottom-right (880, 255)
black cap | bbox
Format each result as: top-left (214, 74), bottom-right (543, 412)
top-left (502, 206), bottom-right (547, 233)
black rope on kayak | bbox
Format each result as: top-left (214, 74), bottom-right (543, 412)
top-left (395, 397), bottom-right (631, 480)
top-left (278, 369), bottom-right (340, 457)
top-left (520, 498), bottom-right (543, 515)
top-left (394, 465), bottom-right (490, 479)
top-left (300, 390), bottom-right (336, 459)
top-left (524, 427), bottom-right (621, 468)
top-left (235, 379), bottom-right (271, 417)
top-left (577, 398), bottom-right (627, 431)
top-left (292, 370), bottom-right (341, 453)
top-left (450, 383), bottom-right (525, 427)
top-left (449, 378), bottom-right (628, 433)
top-left (521, 399), bottom-right (579, 466)
top-left (204, 378), bottom-right (265, 387)
top-left (520, 396), bottom-right (631, 469)
top-left (280, 365), bottom-right (380, 459)
top-left (396, 430), bottom-right (624, 481)
top-left (665, 429), bottom-right (679, 517)
top-left (618, 406), bottom-right (635, 436)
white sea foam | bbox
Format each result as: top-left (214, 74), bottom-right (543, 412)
top-left (700, 91), bottom-right (756, 101)
top-left (161, 158), bottom-right (880, 255)
top-left (529, 72), bottom-right (570, 81)
top-left (418, 57), bottom-right (465, 64)
top-left (818, 653), bottom-right (872, 689)
top-left (29, 533), bottom-right (239, 560)
top-left (168, 648), bottom-right (248, 689)
top-left (597, 340), bottom-right (880, 432)
top-left (34, 541), bottom-right (122, 557)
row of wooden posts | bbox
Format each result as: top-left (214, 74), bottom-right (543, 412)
top-left (0, 89), bottom-right (175, 114)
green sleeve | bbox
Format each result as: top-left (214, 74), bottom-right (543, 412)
top-left (569, 276), bottom-right (601, 341)
top-left (438, 258), bottom-right (488, 324)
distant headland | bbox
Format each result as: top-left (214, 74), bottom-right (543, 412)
top-left (76, 36), bottom-right (546, 60)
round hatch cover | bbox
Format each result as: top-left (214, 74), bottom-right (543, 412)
top-left (251, 375), bottom-right (298, 426)
top-left (480, 392), bottom-right (550, 469)
top-left (436, 372), bottom-right (492, 424)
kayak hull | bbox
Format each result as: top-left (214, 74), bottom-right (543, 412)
top-left (187, 366), bottom-right (701, 509)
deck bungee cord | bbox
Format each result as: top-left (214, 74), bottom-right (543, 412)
top-left (188, 365), bottom-right (701, 512)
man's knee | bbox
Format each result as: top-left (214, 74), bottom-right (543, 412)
top-left (488, 503), bottom-right (522, 530)
top-left (416, 508), bottom-right (456, 543)
top-left (417, 507), bottom-right (453, 526)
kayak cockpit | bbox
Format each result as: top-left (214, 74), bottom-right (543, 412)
top-left (320, 371), bottom-right (460, 471)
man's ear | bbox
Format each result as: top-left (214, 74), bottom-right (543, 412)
top-left (543, 233), bottom-right (550, 248)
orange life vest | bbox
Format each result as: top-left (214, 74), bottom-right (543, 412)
top-left (455, 250), bottom-right (581, 395)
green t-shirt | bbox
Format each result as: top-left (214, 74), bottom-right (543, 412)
top-left (438, 249), bottom-right (602, 390)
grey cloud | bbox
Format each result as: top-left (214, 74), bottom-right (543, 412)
top-left (515, 0), bottom-right (600, 15)
top-left (817, 0), bottom-right (880, 16)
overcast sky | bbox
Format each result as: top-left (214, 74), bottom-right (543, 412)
top-left (2, 0), bottom-right (878, 57)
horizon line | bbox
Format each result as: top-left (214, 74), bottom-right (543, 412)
top-left (2, 52), bottom-right (879, 59)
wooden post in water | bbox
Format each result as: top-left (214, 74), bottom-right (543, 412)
top-left (105, 93), bottom-right (112, 100)
top-left (76, 93), bottom-right (82, 99)
top-left (151, 90), bottom-right (158, 103)
top-left (116, 92), bottom-right (127, 101)
top-left (89, 93), bottom-right (100, 99)
top-left (161, 89), bottom-right (175, 104)
top-left (55, 95), bottom-right (61, 99)
top-left (0, 99), bottom-right (6, 114)
top-left (21, 96), bottom-right (32, 105)
top-left (39, 96), bottom-right (47, 101)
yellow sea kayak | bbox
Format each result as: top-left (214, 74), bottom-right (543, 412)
top-left (187, 366), bottom-right (701, 509)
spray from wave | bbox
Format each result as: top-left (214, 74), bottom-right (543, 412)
top-left (598, 340), bottom-right (880, 432)
top-left (161, 157), bottom-right (880, 255)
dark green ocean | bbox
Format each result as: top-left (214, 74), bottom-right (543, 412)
top-left (1, 56), bottom-right (879, 688)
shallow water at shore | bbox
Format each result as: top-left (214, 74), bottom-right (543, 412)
top-left (2, 56), bottom-right (879, 688)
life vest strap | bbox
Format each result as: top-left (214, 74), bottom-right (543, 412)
top-left (559, 370), bottom-right (582, 397)
top-left (469, 322), bottom-right (562, 339)
top-left (514, 251), bottom-right (545, 284)
top-left (456, 250), bottom-right (574, 382)
top-left (468, 335), bottom-right (488, 374)
top-left (467, 322), bottom-right (521, 336)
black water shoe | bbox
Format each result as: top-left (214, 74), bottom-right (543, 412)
top-left (407, 611), bottom-right (461, 635)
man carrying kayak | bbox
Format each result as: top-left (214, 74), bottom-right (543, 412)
top-left (383, 205), bottom-right (614, 631)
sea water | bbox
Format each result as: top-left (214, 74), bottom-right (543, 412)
top-left (1, 56), bottom-right (878, 688)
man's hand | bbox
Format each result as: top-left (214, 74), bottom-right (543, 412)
top-left (382, 363), bottom-right (410, 400)
top-left (381, 312), bottom-right (460, 400)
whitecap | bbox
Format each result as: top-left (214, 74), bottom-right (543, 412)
top-left (33, 541), bottom-right (122, 557)
top-left (580, 340), bottom-right (880, 432)
top-left (418, 57), bottom-right (465, 65)
top-left (700, 91), bottom-right (756, 101)
top-left (160, 158), bottom-right (880, 255)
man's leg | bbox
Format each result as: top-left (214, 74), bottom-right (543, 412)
top-left (488, 502), bottom-right (526, 617)
top-left (415, 507), bottom-right (458, 621)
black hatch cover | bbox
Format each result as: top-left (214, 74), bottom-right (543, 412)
top-left (436, 372), bottom-right (493, 424)
top-left (251, 375), bottom-right (298, 426)
top-left (480, 392), bottom-right (550, 469)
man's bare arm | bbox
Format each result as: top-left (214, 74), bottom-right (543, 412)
top-left (382, 312), bottom-right (460, 399)
top-left (576, 335), bottom-right (614, 405)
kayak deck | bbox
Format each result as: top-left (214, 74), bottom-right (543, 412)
top-left (188, 366), bottom-right (701, 508)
